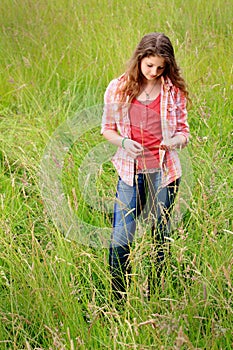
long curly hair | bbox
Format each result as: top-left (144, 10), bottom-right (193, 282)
top-left (116, 32), bottom-right (189, 103)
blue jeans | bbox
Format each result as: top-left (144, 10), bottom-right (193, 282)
top-left (109, 172), bottom-right (180, 299)
top-left (111, 172), bottom-right (180, 247)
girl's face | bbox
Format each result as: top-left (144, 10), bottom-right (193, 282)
top-left (140, 55), bottom-right (165, 81)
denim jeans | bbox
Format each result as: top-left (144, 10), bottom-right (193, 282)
top-left (109, 172), bottom-right (180, 300)
top-left (110, 171), bottom-right (180, 247)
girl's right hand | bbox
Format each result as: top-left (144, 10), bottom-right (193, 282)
top-left (123, 138), bottom-right (144, 159)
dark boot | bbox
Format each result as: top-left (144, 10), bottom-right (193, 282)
top-left (109, 245), bottom-right (131, 302)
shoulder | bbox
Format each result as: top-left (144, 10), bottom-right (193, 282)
top-left (162, 76), bottom-right (187, 105)
top-left (163, 76), bottom-right (186, 96)
top-left (104, 74), bottom-right (126, 102)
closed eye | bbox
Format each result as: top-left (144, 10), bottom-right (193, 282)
top-left (147, 65), bottom-right (164, 69)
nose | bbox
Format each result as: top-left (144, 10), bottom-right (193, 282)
top-left (152, 67), bottom-right (158, 76)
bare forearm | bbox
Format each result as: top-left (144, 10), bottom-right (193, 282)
top-left (102, 130), bottom-right (125, 148)
top-left (102, 130), bottom-right (143, 159)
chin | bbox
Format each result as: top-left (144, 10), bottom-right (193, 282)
top-left (150, 76), bottom-right (160, 80)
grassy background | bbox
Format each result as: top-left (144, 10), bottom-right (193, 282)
top-left (0, 0), bottom-right (232, 349)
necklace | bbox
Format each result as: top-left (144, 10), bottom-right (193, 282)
top-left (143, 81), bottom-right (157, 100)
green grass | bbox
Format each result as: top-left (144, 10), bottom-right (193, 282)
top-left (0, 0), bottom-right (232, 348)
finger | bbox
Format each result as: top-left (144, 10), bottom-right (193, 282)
top-left (134, 145), bottom-right (144, 153)
top-left (135, 143), bottom-right (143, 150)
top-left (130, 153), bottom-right (137, 159)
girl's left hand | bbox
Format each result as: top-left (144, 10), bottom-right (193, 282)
top-left (160, 135), bottom-right (187, 151)
top-left (160, 138), bottom-right (177, 151)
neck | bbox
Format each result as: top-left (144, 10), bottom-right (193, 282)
top-left (136, 77), bottom-right (162, 102)
top-left (143, 77), bottom-right (161, 88)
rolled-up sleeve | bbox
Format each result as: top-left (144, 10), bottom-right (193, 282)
top-left (174, 89), bottom-right (190, 144)
top-left (101, 79), bottom-right (118, 134)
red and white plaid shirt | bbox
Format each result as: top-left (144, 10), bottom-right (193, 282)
top-left (101, 74), bottom-right (190, 187)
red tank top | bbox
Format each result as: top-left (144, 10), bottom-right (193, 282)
top-left (129, 94), bottom-right (162, 171)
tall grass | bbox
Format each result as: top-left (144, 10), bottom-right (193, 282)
top-left (0, 0), bottom-right (232, 348)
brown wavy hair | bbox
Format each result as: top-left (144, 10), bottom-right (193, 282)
top-left (116, 32), bottom-right (189, 104)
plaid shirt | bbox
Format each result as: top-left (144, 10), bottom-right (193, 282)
top-left (101, 74), bottom-right (190, 187)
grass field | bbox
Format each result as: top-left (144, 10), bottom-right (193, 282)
top-left (0, 0), bottom-right (232, 349)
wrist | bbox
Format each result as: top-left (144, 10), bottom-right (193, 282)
top-left (121, 137), bottom-right (129, 149)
